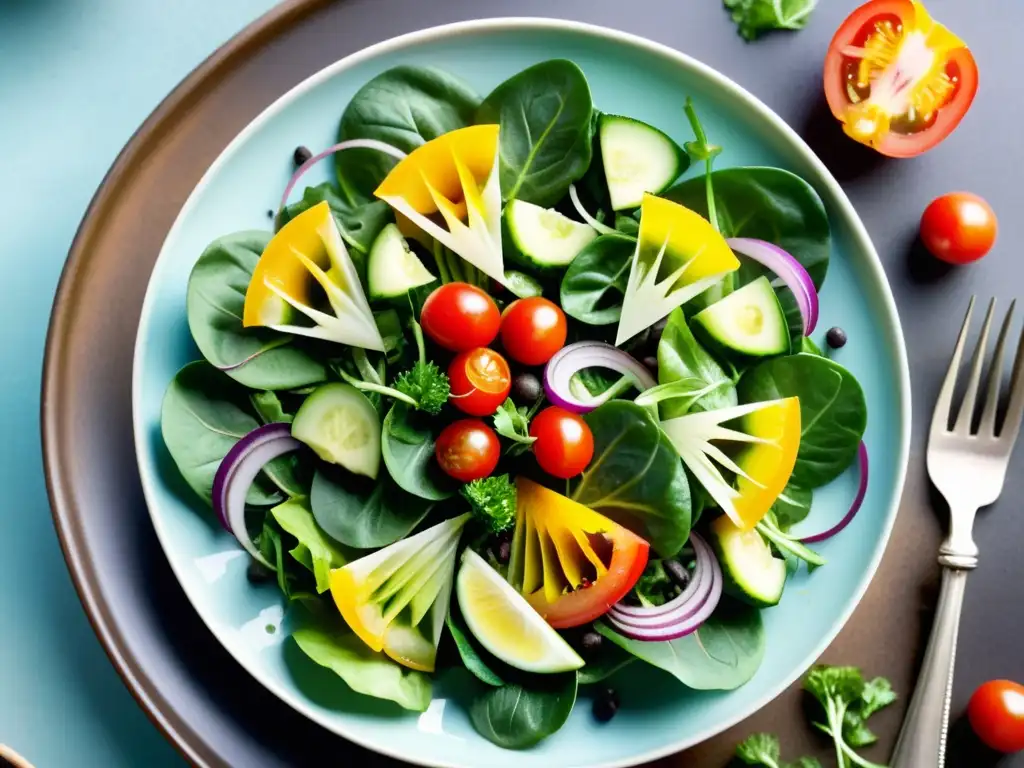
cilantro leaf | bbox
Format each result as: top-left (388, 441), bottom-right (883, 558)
top-left (724, 0), bottom-right (819, 41)
top-left (858, 677), bottom-right (898, 720)
top-left (461, 474), bottom-right (517, 533)
top-left (493, 398), bottom-right (537, 454)
top-left (394, 361), bottom-right (450, 415)
top-left (736, 733), bottom-right (782, 766)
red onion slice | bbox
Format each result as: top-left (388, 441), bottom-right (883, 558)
top-left (212, 422), bottom-right (301, 567)
top-left (278, 139), bottom-right (407, 214)
top-left (726, 237), bottom-right (819, 335)
top-left (544, 341), bottom-right (656, 413)
top-left (798, 441), bottom-right (869, 544)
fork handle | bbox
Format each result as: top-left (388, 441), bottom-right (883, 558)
top-left (890, 567), bottom-right (969, 768)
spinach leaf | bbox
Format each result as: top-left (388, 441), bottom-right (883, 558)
top-left (381, 404), bottom-right (457, 501)
top-left (161, 361), bottom-right (280, 507)
top-left (279, 182), bottom-right (392, 268)
top-left (656, 309), bottom-right (738, 418)
top-left (574, 401), bottom-right (692, 557)
top-left (445, 604), bottom-right (505, 687)
top-left (772, 483), bottom-right (813, 530)
top-left (476, 59), bottom-right (594, 207)
top-left (250, 391), bottom-right (292, 424)
top-left (725, 0), bottom-right (818, 41)
top-left (738, 353), bottom-right (866, 488)
top-left (560, 233), bottom-right (635, 325)
top-left (335, 66), bottom-right (480, 204)
top-left (595, 598), bottom-right (765, 690)
top-left (270, 498), bottom-right (350, 593)
top-left (663, 167), bottom-right (830, 289)
top-left (292, 623), bottom-right (432, 712)
top-left (310, 468), bottom-right (433, 549)
top-left (469, 671), bottom-right (577, 749)
top-left (576, 641), bottom-right (635, 685)
top-left (186, 232), bottom-right (327, 390)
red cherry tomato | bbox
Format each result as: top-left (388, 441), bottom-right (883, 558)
top-left (420, 282), bottom-right (500, 352)
top-left (823, 0), bottom-right (978, 158)
top-left (968, 680), bottom-right (1024, 753)
top-left (448, 347), bottom-right (512, 416)
top-left (435, 419), bottom-right (500, 482)
top-left (529, 406), bottom-right (594, 479)
top-left (499, 297), bottom-right (567, 366)
top-left (920, 192), bottom-right (997, 264)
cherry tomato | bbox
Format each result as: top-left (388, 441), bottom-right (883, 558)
top-left (448, 347), bottom-right (512, 416)
top-left (920, 192), bottom-right (997, 264)
top-left (499, 297), bottom-right (567, 366)
top-left (435, 419), bottom-right (500, 482)
top-left (968, 680), bottom-right (1024, 753)
top-left (420, 282), bottom-right (500, 352)
top-left (529, 406), bottom-right (594, 479)
top-left (823, 0), bottom-right (978, 158)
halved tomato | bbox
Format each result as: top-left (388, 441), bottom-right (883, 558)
top-left (824, 0), bottom-right (978, 158)
top-left (509, 478), bottom-right (649, 628)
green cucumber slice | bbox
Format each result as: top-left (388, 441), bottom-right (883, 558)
top-left (599, 114), bottom-right (686, 211)
top-left (503, 270), bottom-right (544, 299)
top-left (692, 276), bottom-right (790, 357)
top-left (292, 383), bottom-right (380, 479)
top-left (504, 200), bottom-right (597, 271)
top-left (367, 223), bottom-right (436, 301)
top-left (709, 516), bottom-right (787, 608)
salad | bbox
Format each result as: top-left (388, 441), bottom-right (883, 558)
top-left (160, 59), bottom-right (869, 750)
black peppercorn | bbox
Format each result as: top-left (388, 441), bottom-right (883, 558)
top-left (580, 631), bottom-right (603, 651)
top-left (826, 326), bottom-right (848, 349)
top-left (293, 145), bottom-right (313, 166)
top-left (592, 688), bottom-right (621, 723)
top-left (664, 558), bottom-right (690, 588)
top-left (511, 372), bottom-right (542, 404)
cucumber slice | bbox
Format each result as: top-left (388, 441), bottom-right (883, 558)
top-left (692, 276), bottom-right (790, 357)
top-left (503, 270), bottom-right (544, 299)
top-left (292, 383), bottom-right (381, 479)
top-left (367, 223), bottom-right (436, 301)
top-left (504, 200), bottom-right (597, 271)
top-left (709, 516), bottom-right (786, 608)
top-left (599, 114), bottom-right (686, 211)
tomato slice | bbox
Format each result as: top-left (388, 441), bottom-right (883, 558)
top-left (824, 0), bottom-right (978, 157)
top-left (509, 478), bottom-right (649, 628)
top-left (448, 347), bottom-right (512, 416)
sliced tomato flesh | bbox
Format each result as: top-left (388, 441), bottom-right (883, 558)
top-left (510, 478), bottom-right (649, 628)
top-left (824, 0), bottom-right (977, 157)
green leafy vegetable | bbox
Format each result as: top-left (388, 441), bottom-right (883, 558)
top-left (595, 598), bottom-right (766, 690)
top-left (461, 474), bottom-right (517, 533)
top-left (270, 498), bottom-right (349, 593)
top-left (445, 604), bottom-right (505, 687)
top-left (292, 623), bottom-right (433, 712)
top-left (756, 512), bottom-right (825, 569)
top-left (655, 308), bottom-right (738, 418)
top-left (803, 666), bottom-right (896, 768)
top-left (772, 483), bottom-right (813, 530)
top-left (735, 733), bottom-right (823, 768)
top-left (469, 671), bottom-right (578, 749)
top-left (335, 66), bottom-right (480, 204)
top-left (633, 559), bottom-right (680, 607)
top-left (683, 98), bottom-right (723, 234)
top-left (574, 401), bottom-right (692, 557)
top-left (575, 641), bottom-right (635, 685)
top-left (492, 398), bottom-right (537, 454)
top-left (476, 59), bottom-right (594, 207)
top-left (310, 469), bottom-right (433, 549)
top-left (725, 0), bottom-right (819, 41)
top-left (738, 353), bottom-right (867, 488)
top-left (560, 233), bottom-right (635, 325)
top-left (161, 361), bottom-right (281, 507)
top-left (381, 403), bottom-right (457, 501)
top-left (250, 391), bottom-right (293, 424)
top-left (186, 232), bottom-right (326, 390)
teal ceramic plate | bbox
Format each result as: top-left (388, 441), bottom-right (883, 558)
top-left (133, 18), bottom-right (910, 768)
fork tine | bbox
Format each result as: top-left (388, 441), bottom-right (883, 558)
top-left (980, 300), bottom-right (1016, 435)
top-left (997, 312), bottom-right (1024, 447)
top-left (932, 297), bottom-right (975, 436)
top-left (954, 298), bottom-right (996, 434)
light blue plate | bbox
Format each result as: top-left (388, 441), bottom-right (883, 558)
top-left (133, 18), bottom-right (910, 768)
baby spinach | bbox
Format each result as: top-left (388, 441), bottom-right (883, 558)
top-left (656, 308), bottom-right (738, 418)
top-left (161, 361), bottom-right (281, 507)
top-left (574, 401), bottom-right (692, 557)
top-left (445, 604), bottom-right (505, 687)
top-left (310, 467), bottom-right (433, 549)
top-left (469, 670), bottom-right (578, 749)
top-left (560, 233), bottom-right (635, 325)
top-left (576, 641), bottom-right (635, 685)
top-left (772, 483), bottom-right (813, 530)
top-left (738, 353), bottom-right (866, 488)
top-left (595, 598), bottom-right (766, 690)
top-left (271, 498), bottom-right (350, 593)
top-left (250, 390), bottom-right (292, 424)
top-left (664, 166), bottom-right (830, 289)
top-left (381, 403), bottom-right (457, 501)
top-left (186, 232), bottom-right (327, 390)
top-left (476, 59), bottom-right (594, 207)
top-left (292, 621), bottom-right (432, 712)
top-left (336, 66), bottom-right (480, 204)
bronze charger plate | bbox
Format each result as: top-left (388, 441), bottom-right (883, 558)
top-left (42, 0), bottom-right (1023, 765)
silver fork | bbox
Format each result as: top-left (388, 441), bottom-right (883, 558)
top-left (891, 297), bottom-right (1024, 768)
